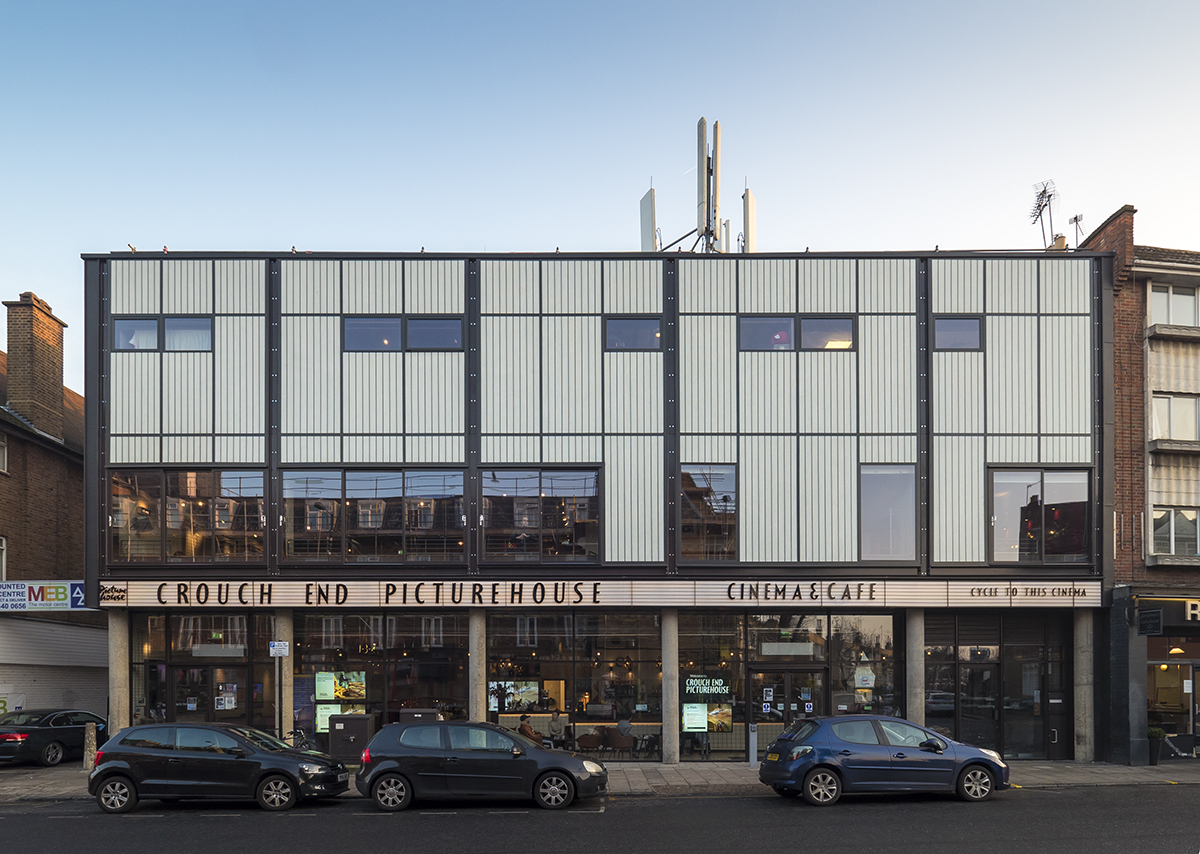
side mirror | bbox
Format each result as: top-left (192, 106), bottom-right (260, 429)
top-left (919, 739), bottom-right (943, 753)
top-left (512, 745), bottom-right (525, 757)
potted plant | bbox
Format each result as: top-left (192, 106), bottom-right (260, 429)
top-left (1147, 726), bottom-right (1166, 766)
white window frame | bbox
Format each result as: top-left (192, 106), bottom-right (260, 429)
top-left (1151, 283), bottom-right (1199, 327)
top-left (1153, 394), bottom-right (1200, 441)
top-left (0, 536), bottom-right (6, 581)
top-left (0, 433), bottom-right (7, 474)
top-left (1152, 506), bottom-right (1199, 556)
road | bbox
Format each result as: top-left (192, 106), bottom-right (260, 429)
top-left (1, 786), bottom-right (1196, 854)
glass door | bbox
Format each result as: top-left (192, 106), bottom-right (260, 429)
top-left (174, 667), bottom-right (209, 723)
top-left (173, 666), bottom-right (247, 723)
top-left (958, 665), bottom-right (999, 751)
top-left (751, 671), bottom-right (824, 760)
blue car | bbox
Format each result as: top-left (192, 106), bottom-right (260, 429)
top-left (758, 715), bottom-right (1009, 805)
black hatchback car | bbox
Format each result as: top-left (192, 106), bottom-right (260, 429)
top-left (356, 720), bottom-right (608, 811)
top-left (89, 723), bottom-right (348, 813)
top-left (0, 709), bottom-right (107, 766)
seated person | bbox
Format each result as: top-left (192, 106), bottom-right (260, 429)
top-left (546, 710), bottom-right (567, 747)
top-left (517, 714), bottom-right (543, 743)
top-left (616, 716), bottom-right (633, 737)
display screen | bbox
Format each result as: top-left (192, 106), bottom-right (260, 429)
top-left (315, 671), bottom-right (366, 701)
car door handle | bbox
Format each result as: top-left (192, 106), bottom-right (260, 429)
top-left (839, 750), bottom-right (853, 755)
top-left (446, 756), bottom-right (459, 763)
top-left (168, 759), bottom-right (182, 764)
top-left (893, 753), bottom-right (906, 759)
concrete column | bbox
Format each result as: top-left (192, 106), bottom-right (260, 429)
top-left (275, 609), bottom-right (294, 739)
top-left (1074, 609), bottom-right (1095, 761)
top-left (468, 609), bottom-right (487, 722)
top-left (905, 609), bottom-right (924, 726)
top-left (661, 608), bottom-right (680, 765)
top-left (107, 609), bottom-right (130, 731)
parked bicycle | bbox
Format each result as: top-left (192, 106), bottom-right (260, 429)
top-left (287, 727), bottom-right (313, 750)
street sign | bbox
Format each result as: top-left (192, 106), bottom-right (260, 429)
top-left (269, 641), bottom-right (290, 657)
top-left (763, 687), bottom-right (774, 701)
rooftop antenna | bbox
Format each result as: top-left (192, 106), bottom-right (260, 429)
top-left (642, 117), bottom-right (756, 253)
top-left (1030, 180), bottom-right (1057, 249)
top-left (1069, 214), bottom-right (1084, 246)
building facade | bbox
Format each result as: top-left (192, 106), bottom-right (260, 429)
top-left (84, 252), bottom-right (1109, 762)
top-left (1085, 207), bottom-right (1200, 763)
top-left (1, 292), bottom-right (107, 717)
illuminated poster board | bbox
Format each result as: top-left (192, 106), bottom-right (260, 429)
top-left (681, 672), bottom-right (733, 733)
top-left (315, 671), bottom-right (366, 701)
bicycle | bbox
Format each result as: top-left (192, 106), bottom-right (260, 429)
top-left (287, 727), bottom-right (313, 750)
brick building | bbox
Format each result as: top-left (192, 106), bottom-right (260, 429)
top-left (1083, 208), bottom-right (1200, 763)
top-left (0, 292), bottom-right (107, 718)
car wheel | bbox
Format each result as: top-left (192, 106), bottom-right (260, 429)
top-left (957, 765), bottom-right (995, 802)
top-left (256, 775), bottom-right (298, 811)
top-left (802, 767), bottom-right (841, 806)
top-left (534, 772), bottom-right (575, 810)
top-left (773, 785), bottom-right (801, 799)
top-left (96, 776), bottom-right (138, 814)
top-left (39, 742), bottom-right (64, 767)
top-left (372, 774), bottom-right (412, 812)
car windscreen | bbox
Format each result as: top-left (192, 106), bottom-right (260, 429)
top-left (226, 726), bottom-right (291, 751)
top-left (0, 712), bottom-right (45, 726)
top-left (780, 720), bottom-right (820, 742)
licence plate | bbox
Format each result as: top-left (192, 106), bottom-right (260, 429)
top-left (766, 753), bottom-right (779, 762)
top-left (337, 772), bottom-right (349, 782)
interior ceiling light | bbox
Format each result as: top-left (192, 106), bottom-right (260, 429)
top-left (1169, 646), bottom-right (1185, 655)
top-left (824, 340), bottom-right (853, 350)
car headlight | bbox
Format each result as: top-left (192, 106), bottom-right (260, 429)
top-left (298, 762), bottom-right (324, 776)
top-left (788, 745), bottom-right (814, 761)
top-left (979, 749), bottom-right (1004, 764)
top-left (582, 760), bottom-right (605, 774)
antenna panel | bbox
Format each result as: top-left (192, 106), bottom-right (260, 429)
top-left (743, 189), bottom-right (756, 253)
top-left (712, 121), bottom-right (721, 245)
top-left (640, 188), bottom-right (658, 252)
top-left (697, 117), bottom-right (708, 235)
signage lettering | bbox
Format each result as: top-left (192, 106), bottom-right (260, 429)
top-left (1189, 601), bottom-right (1200, 622)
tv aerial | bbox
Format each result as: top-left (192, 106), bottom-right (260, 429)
top-left (1068, 214), bottom-right (1084, 246)
top-left (1030, 181), bottom-right (1060, 249)
top-left (640, 118), bottom-right (756, 253)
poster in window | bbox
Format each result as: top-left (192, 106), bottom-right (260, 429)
top-left (316, 703), bottom-right (367, 733)
top-left (680, 672), bottom-right (733, 733)
top-left (315, 671), bottom-right (366, 701)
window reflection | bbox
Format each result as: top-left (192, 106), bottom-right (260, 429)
top-left (110, 471), bottom-right (162, 561)
top-left (283, 471), bottom-right (342, 560)
top-left (681, 465), bottom-right (736, 561)
top-left (992, 470), bottom-right (1089, 563)
top-left (860, 465), bottom-right (915, 561)
top-left (482, 471), bottom-right (599, 563)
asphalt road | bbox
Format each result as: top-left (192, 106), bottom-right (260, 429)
top-left (2, 787), bottom-right (1196, 854)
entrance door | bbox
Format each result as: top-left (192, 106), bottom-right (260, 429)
top-left (958, 665), bottom-right (999, 751)
top-left (173, 667), bottom-right (247, 723)
top-left (751, 671), bottom-right (824, 760)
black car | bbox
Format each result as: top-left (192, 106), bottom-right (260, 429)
top-left (88, 723), bottom-right (349, 813)
top-left (758, 715), bottom-right (1010, 805)
top-left (356, 720), bottom-right (608, 811)
top-left (0, 709), bottom-right (108, 766)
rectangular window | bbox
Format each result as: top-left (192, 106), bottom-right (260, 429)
top-left (282, 471), bottom-right (342, 560)
top-left (406, 317), bottom-right (462, 350)
top-left (213, 471), bottom-right (264, 561)
top-left (164, 318), bottom-right (212, 351)
top-left (0, 433), bottom-right (6, 473)
top-left (113, 318), bottom-right (159, 350)
top-left (800, 317), bottom-right (854, 350)
top-left (404, 470), bottom-right (466, 561)
top-left (1152, 507), bottom-right (1199, 556)
top-left (481, 470), bottom-right (599, 563)
top-left (109, 471), bottom-right (163, 561)
top-left (860, 465), bottom-right (916, 561)
top-left (1153, 394), bottom-right (1199, 441)
top-left (991, 469), bottom-right (1090, 564)
top-left (680, 464), bottom-right (737, 561)
top-left (344, 317), bottom-right (403, 351)
top-left (1152, 283), bottom-right (1198, 326)
top-left (345, 471), bottom-right (403, 561)
top-left (166, 471), bottom-right (214, 560)
top-left (605, 317), bottom-right (662, 350)
top-left (933, 316), bottom-right (982, 350)
top-left (740, 317), bottom-right (794, 351)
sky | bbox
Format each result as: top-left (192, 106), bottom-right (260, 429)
top-left (2, 0), bottom-right (1197, 391)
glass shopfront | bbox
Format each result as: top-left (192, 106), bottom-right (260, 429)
top-left (1147, 635), bottom-right (1199, 758)
top-left (487, 612), bottom-right (663, 759)
top-left (925, 610), bottom-right (1071, 760)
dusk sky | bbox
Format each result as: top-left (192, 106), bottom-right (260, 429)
top-left (2, 0), bottom-right (1196, 390)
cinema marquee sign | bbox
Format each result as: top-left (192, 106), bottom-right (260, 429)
top-left (97, 579), bottom-right (1102, 609)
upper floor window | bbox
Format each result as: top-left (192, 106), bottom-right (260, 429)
top-left (680, 464), bottom-right (737, 561)
top-left (282, 469), bottom-right (465, 563)
top-left (1152, 284), bottom-right (1198, 326)
top-left (110, 469), bottom-right (264, 563)
top-left (343, 316), bottom-right (462, 351)
top-left (113, 317), bottom-right (212, 351)
top-left (1152, 507), bottom-right (1198, 557)
top-left (481, 470), bottom-right (599, 563)
top-left (991, 469), bottom-right (1090, 564)
top-left (860, 465), bottom-right (916, 561)
top-left (1153, 394), bottom-right (1199, 441)
top-left (605, 317), bottom-right (662, 350)
top-left (740, 317), bottom-right (794, 351)
top-left (933, 316), bottom-right (982, 350)
top-left (800, 317), bottom-right (855, 351)
top-left (0, 433), bottom-right (6, 473)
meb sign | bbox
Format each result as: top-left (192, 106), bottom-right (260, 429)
top-left (0, 581), bottom-right (87, 612)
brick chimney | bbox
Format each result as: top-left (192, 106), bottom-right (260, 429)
top-left (3, 292), bottom-right (67, 440)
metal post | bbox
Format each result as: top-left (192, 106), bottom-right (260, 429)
top-left (749, 723), bottom-right (758, 769)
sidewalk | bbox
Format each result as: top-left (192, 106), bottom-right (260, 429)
top-left (3, 758), bottom-right (1200, 803)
